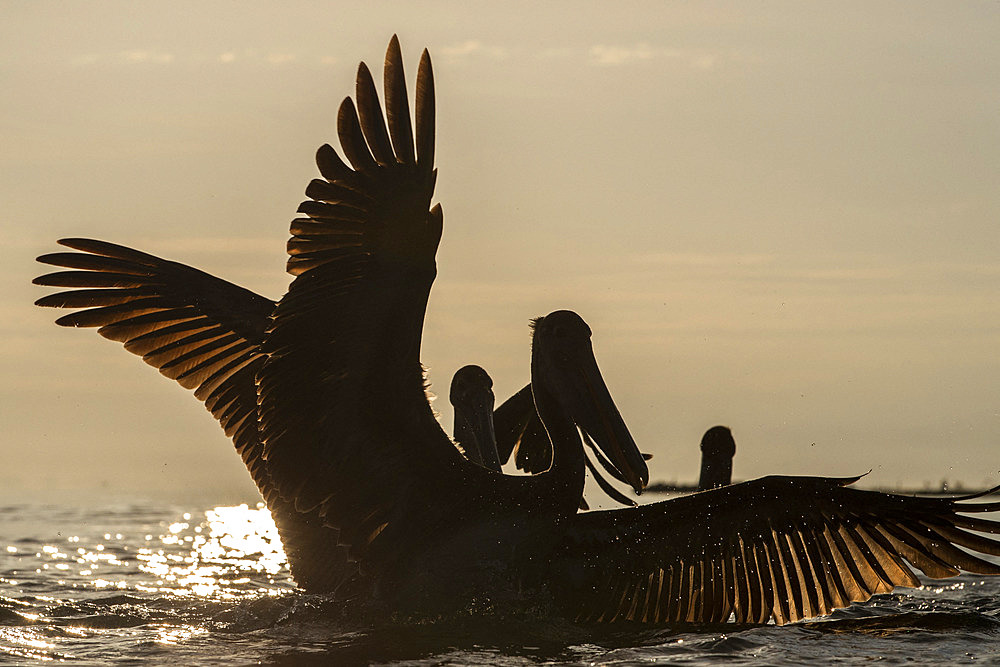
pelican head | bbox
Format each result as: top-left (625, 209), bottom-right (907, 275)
top-left (698, 425), bottom-right (736, 491)
top-left (531, 310), bottom-right (649, 493)
top-left (450, 364), bottom-right (500, 470)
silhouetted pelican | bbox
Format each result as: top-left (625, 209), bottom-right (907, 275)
top-left (495, 384), bottom-right (655, 508)
top-left (36, 37), bottom-right (1000, 624)
top-left (449, 365), bottom-right (501, 470)
top-left (698, 425), bottom-right (736, 491)
top-left (450, 366), bottom-right (649, 508)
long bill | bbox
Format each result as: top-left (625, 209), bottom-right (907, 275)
top-left (570, 346), bottom-right (649, 494)
top-left (462, 396), bottom-right (500, 471)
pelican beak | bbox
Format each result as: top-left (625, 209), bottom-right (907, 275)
top-left (454, 388), bottom-right (500, 470)
top-left (572, 346), bottom-right (649, 494)
top-left (469, 393), bottom-right (500, 471)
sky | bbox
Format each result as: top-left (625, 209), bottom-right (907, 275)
top-left (2, 1), bottom-right (998, 504)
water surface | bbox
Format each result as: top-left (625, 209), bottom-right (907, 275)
top-left (2, 500), bottom-right (999, 665)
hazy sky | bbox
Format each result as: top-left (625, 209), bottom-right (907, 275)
top-left (3, 2), bottom-right (998, 504)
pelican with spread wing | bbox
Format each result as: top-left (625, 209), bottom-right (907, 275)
top-left (36, 37), bottom-right (1000, 624)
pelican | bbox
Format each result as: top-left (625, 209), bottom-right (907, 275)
top-left (450, 365), bottom-right (649, 508)
top-left (36, 37), bottom-right (1000, 624)
top-left (449, 365), bottom-right (501, 470)
top-left (698, 425), bottom-right (736, 491)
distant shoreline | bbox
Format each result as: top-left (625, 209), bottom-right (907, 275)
top-left (645, 480), bottom-right (992, 496)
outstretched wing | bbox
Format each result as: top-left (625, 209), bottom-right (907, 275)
top-left (258, 37), bottom-right (469, 571)
top-left (550, 475), bottom-right (1000, 625)
top-left (33, 239), bottom-right (352, 592)
top-left (34, 238), bottom-right (272, 462)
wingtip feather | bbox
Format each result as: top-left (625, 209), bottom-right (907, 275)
top-left (415, 49), bottom-right (435, 170)
top-left (383, 35), bottom-right (415, 165)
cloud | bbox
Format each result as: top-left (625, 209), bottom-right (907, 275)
top-left (70, 49), bottom-right (341, 69)
top-left (120, 50), bottom-right (174, 64)
top-left (589, 43), bottom-right (720, 70)
top-left (72, 51), bottom-right (175, 66)
top-left (440, 40), bottom-right (507, 61)
top-left (590, 42), bottom-right (657, 66)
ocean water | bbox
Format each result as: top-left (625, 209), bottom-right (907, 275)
top-left (2, 498), bottom-right (1000, 666)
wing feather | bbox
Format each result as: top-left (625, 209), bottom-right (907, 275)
top-left (761, 534), bottom-right (792, 623)
top-left (731, 541), bottom-right (751, 623)
top-left (783, 530), bottom-right (817, 618)
top-left (930, 522), bottom-right (1000, 557)
top-left (748, 539), bottom-right (773, 624)
top-left (415, 50), bottom-right (435, 170)
top-left (384, 35), bottom-right (415, 165)
top-left (356, 62), bottom-right (396, 166)
top-left (800, 527), bottom-right (842, 611)
top-left (839, 522), bottom-right (894, 594)
top-left (337, 98), bottom-right (379, 173)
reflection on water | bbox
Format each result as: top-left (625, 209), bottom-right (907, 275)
top-left (0, 503), bottom-right (297, 664)
top-left (3, 503), bottom-right (289, 601)
top-left (134, 504), bottom-right (286, 599)
top-left (3, 502), bottom-right (1000, 665)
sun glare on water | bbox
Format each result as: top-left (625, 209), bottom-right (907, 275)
top-left (135, 504), bottom-right (289, 599)
top-left (0, 503), bottom-right (295, 661)
top-left (3, 503), bottom-right (292, 603)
